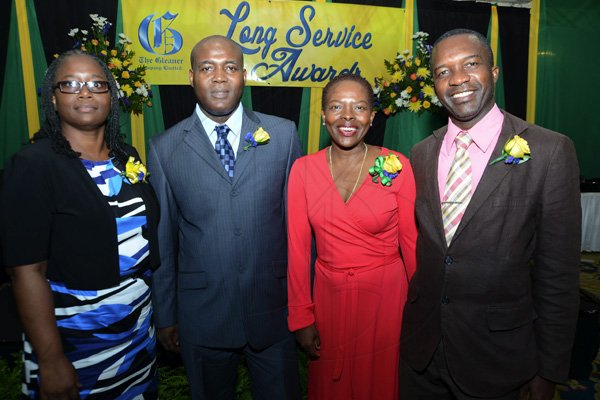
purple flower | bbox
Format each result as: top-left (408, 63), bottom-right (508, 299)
top-left (148, 89), bottom-right (153, 98)
top-left (102, 22), bottom-right (112, 35)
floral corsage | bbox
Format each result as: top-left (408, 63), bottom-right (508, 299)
top-left (243, 127), bottom-right (270, 150)
top-left (122, 156), bottom-right (148, 184)
top-left (369, 153), bottom-right (402, 186)
top-left (490, 135), bottom-right (531, 165)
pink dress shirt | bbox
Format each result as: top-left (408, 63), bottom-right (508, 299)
top-left (438, 105), bottom-right (505, 201)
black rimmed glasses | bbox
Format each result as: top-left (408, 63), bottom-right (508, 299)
top-left (53, 80), bottom-right (110, 94)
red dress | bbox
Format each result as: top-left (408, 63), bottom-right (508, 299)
top-left (287, 147), bottom-right (417, 400)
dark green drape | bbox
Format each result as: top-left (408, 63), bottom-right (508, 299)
top-left (535, 0), bottom-right (600, 178)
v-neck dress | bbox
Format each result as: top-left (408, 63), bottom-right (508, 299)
top-left (21, 159), bottom-right (157, 399)
top-left (287, 147), bottom-right (417, 400)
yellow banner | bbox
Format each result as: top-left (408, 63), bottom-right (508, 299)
top-left (122, 0), bottom-right (405, 87)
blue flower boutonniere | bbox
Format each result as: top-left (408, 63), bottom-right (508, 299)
top-left (122, 156), bottom-right (148, 184)
top-left (243, 127), bottom-right (270, 151)
top-left (490, 135), bottom-right (531, 165)
top-left (369, 153), bottom-right (403, 186)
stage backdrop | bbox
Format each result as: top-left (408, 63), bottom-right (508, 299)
top-left (122, 0), bottom-right (405, 87)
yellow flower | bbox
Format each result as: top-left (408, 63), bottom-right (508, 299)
top-left (104, 40), bottom-right (110, 46)
top-left (146, 101), bottom-right (153, 107)
top-left (100, 50), bottom-right (107, 56)
top-left (390, 92), bottom-right (397, 99)
top-left (392, 71), bottom-right (405, 81)
top-left (504, 135), bottom-right (530, 159)
top-left (121, 71), bottom-right (130, 79)
top-left (124, 157), bottom-right (148, 184)
top-left (134, 81), bottom-right (142, 88)
top-left (415, 57), bottom-right (421, 66)
top-left (243, 127), bottom-right (270, 150)
top-left (123, 60), bottom-right (131, 67)
top-left (408, 101), bottom-right (422, 112)
top-left (416, 67), bottom-right (430, 78)
top-left (382, 154), bottom-right (402, 174)
top-left (423, 101), bottom-right (431, 109)
top-left (406, 86), bottom-right (413, 94)
top-left (122, 84), bottom-right (133, 96)
top-left (110, 49), bottom-right (118, 57)
top-left (111, 58), bottom-right (122, 69)
top-left (422, 85), bottom-right (435, 97)
top-left (393, 63), bottom-right (400, 71)
top-left (53, 53), bottom-right (59, 59)
top-left (91, 39), bottom-right (99, 46)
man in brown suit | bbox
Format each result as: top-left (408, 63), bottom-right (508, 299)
top-left (400, 29), bottom-right (581, 400)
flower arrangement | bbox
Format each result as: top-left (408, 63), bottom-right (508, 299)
top-left (122, 156), bottom-right (148, 184)
top-left (373, 32), bottom-right (442, 116)
top-left (490, 135), bottom-right (531, 165)
top-left (65, 14), bottom-right (152, 115)
top-left (369, 153), bottom-right (403, 186)
top-left (243, 127), bottom-right (270, 150)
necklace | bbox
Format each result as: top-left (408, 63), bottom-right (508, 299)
top-left (328, 142), bottom-right (368, 203)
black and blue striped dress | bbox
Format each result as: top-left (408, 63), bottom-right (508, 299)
top-left (22, 159), bottom-right (157, 399)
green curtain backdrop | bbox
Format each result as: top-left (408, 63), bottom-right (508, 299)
top-left (535, 0), bottom-right (600, 178)
top-left (0, 0), bottom-right (46, 167)
top-left (382, 0), bottom-right (446, 156)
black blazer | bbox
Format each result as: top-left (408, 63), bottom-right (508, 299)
top-left (1, 138), bottom-right (160, 290)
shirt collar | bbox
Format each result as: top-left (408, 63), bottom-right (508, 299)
top-left (195, 103), bottom-right (243, 138)
top-left (444, 104), bottom-right (504, 153)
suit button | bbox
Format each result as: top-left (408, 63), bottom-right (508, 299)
top-left (441, 296), bottom-right (450, 305)
top-left (231, 190), bottom-right (238, 197)
top-left (444, 256), bottom-right (453, 265)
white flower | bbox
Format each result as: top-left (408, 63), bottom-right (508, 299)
top-left (400, 90), bottom-right (410, 99)
top-left (373, 86), bottom-right (381, 95)
top-left (432, 96), bottom-right (442, 107)
top-left (81, 30), bottom-right (88, 35)
top-left (115, 81), bottom-right (121, 89)
top-left (118, 90), bottom-right (124, 98)
top-left (119, 33), bottom-right (127, 39)
top-left (89, 14), bottom-right (98, 20)
top-left (68, 28), bottom-right (78, 37)
top-left (395, 98), bottom-right (403, 107)
top-left (403, 50), bottom-right (410, 56)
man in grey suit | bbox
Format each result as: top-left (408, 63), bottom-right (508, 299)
top-left (400, 29), bottom-right (581, 400)
top-left (148, 35), bottom-right (302, 399)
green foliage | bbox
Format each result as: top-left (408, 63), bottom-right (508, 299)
top-left (0, 353), bottom-right (22, 400)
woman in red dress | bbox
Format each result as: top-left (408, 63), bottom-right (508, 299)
top-left (287, 73), bottom-right (418, 399)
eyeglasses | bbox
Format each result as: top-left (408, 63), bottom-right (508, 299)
top-left (53, 80), bottom-right (110, 94)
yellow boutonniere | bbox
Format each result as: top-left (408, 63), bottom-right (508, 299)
top-left (122, 156), bottom-right (148, 184)
top-left (369, 153), bottom-right (403, 186)
top-left (490, 135), bottom-right (531, 165)
top-left (243, 127), bottom-right (270, 150)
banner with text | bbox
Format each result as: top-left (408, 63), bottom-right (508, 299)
top-left (122, 0), bottom-right (405, 87)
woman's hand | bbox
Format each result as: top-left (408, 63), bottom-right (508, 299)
top-left (38, 354), bottom-right (80, 400)
top-left (295, 324), bottom-right (321, 359)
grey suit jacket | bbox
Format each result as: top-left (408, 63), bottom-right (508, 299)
top-left (401, 111), bottom-right (581, 396)
top-left (148, 107), bottom-right (302, 349)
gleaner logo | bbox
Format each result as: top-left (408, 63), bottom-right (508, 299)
top-left (138, 11), bottom-right (183, 55)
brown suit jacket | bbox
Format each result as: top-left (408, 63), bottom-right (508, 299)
top-left (401, 111), bottom-right (581, 397)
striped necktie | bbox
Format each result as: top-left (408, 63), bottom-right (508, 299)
top-left (215, 124), bottom-right (235, 179)
top-left (442, 131), bottom-right (473, 245)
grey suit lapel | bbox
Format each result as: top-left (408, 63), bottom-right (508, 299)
top-left (182, 115), bottom-right (233, 182)
top-left (451, 112), bottom-right (529, 244)
top-left (232, 108), bottom-right (261, 186)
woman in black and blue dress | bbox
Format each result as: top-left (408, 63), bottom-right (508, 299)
top-left (1, 50), bottom-right (160, 399)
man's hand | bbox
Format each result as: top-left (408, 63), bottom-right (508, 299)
top-left (158, 325), bottom-right (180, 353)
top-left (519, 375), bottom-right (556, 400)
top-left (295, 324), bottom-right (321, 360)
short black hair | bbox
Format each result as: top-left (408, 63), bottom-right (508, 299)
top-left (34, 49), bottom-right (127, 163)
top-left (433, 28), bottom-right (494, 67)
top-left (322, 73), bottom-right (375, 111)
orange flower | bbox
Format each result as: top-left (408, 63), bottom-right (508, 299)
top-left (91, 39), bottom-right (99, 46)
top-left (409, 73), bottom-right (417, 80)
top-left (121, 71), bottom-right (130, 79)
top-left (410, 96), bottom-right (418, 103)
